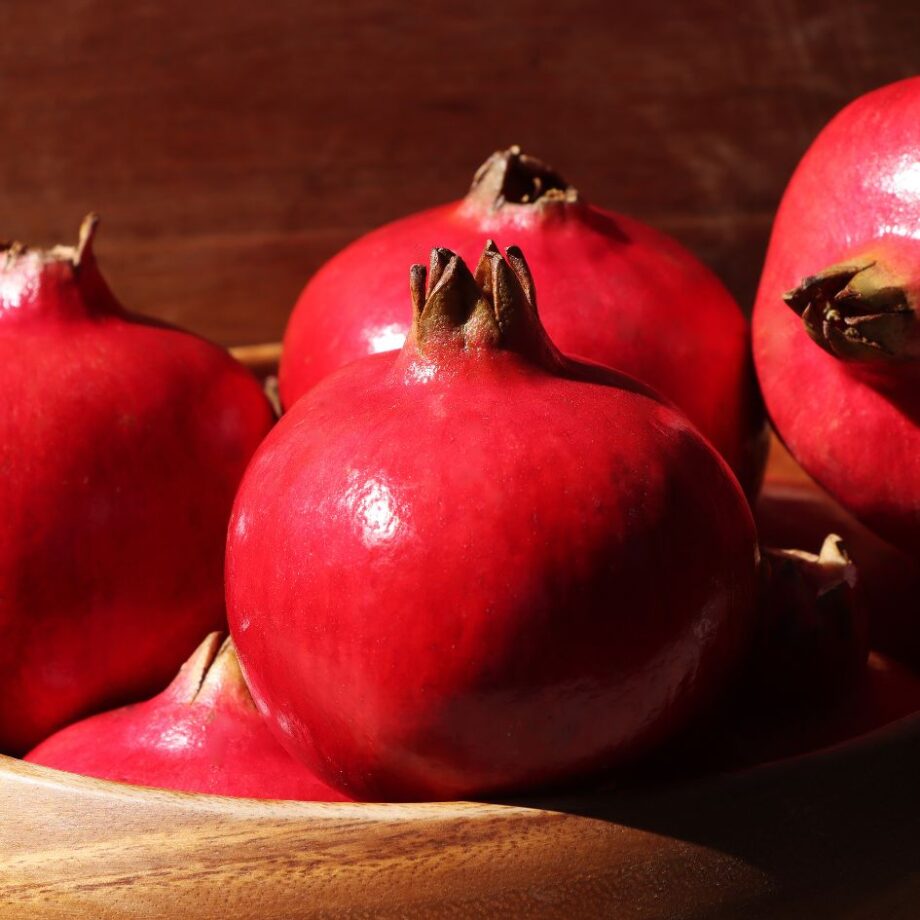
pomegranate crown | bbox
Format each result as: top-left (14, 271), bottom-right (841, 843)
top-left (763, 534), bottom-right (857, 598)
top-left (466, 146), bottom-right (578, 210)
top-left (784, 246), bottom-right (920, 363)
top-left (0, 213), bottom-right (99, 270)
top-left (406, 241), bottom-right (561, 365)
top-left (759, 535), bottom-right (865, 699)
top-left (0, 214), bottom-right (122, 322)
top-left (167, 632), bottom-right (257, 711)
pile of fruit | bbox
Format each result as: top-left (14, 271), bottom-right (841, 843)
top-left (5, 78), bottom-right (920, 803)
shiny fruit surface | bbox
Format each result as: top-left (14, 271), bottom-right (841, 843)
top-left (26, 634), bottom-right (350, 800)
top-left (0, 218), bottom-right (275, 752)
top-left (230, 244), bottom-right (758, 801)
top-left (282, 148), bottom-right (765, 495)
top-left (754, 78), bottom-right (920, 554)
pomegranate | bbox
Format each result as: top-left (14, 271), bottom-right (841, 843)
top-left (671, 537), bottom-right (920, 771)
top-left (228, 242), bottom-right (759, 801)
top-left (281, 146), bottom-right (766, 496)
top-left (25, 634), bottom-right (350, 800)
top-left (757, 479), bottom-right (920, 667)
top-left (754, 536), bottom-right (865, 704)
top-left (0, 217), bottom-right (274, 754)
top-left (754, 77), bottom-right (920, 553)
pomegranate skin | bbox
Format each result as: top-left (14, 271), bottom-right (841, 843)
top-left (756, 479), bottom-right (920, 668)
top-left (753, 78), bottom-right (920, 554)
top-left (670, 540), bottom-right (920, 772)
top-left (229, 245), bottom-right (758, 801)
top-left (0, 219), bottom-right (275, 754)
top-left (25, 634), bottom-right (350, 801)
top-left (280, 149), bottom-right (765, 496)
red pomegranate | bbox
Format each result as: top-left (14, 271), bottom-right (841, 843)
top-left (755, 535), bottom-right (865, 704)
top-left (228, 242), bottom-right (759, 801)
top-left (671, 538), bottom-right (920, 772)
top-left (757, 479), bottom-right (920, 667)
top-left (0, 217), bottom-right (275, 754)
top-left (754, 77), bottom-right (920, 554)
top-left (281, 146), bottom-right (766, 496)
top-left (25, 634), bottom-right (350, 800)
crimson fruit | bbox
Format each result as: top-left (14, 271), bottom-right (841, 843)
top-left (228, 242), bottom-right (758, 801)
top-left (754, 77), bottom-right (920, 555)
top-left (281, 146), bottom-right (766, 496)
top-left (757, 479), bottom-right (920, 667)
top-left (0, 217), bottom-right (274, 753)
top-left (674, 538), bottom-right (920, 771)
top-left (26, 633), bottom-right (350, 800)
top-left (755, 535), bottom-right (865, 703)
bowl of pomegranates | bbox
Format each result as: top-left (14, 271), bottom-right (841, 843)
top-left (4, 95), bottom-right (920, 919)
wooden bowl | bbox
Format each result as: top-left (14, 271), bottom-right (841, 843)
top-left (2, 345), bottom-right (917, 919)
top-left (3, 718), bottom-right (920, 918)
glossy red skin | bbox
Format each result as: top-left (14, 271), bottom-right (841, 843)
top-left (756, 479), bottom-right (920, 668)
top-left (228, 345), bottom-right (758, 801)
top-left (754, 77), bottom-right (920, 554)
top-left (25, 638), bottom-right (349, 801)
top-left (280, 199), bottom-right (765, 495)
top-left (0, 251), bottom-right (274, 754)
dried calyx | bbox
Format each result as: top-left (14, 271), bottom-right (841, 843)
top-left (406, 241), bottom-right (561, 365)
top-left (0, 214), bottom-right (121, 320)
top-left (466, 146), bottom-right (578, 210)
top-left (168, 632), bottom-right (255, 710)
top-left (0, 213), bottom-right (99, 270)
top-left (784, 253), bottom-right (920, 362)
top-left (758, 535), bottom-right (865, 700)
top-left (764, 535), bottom-right (857, 599)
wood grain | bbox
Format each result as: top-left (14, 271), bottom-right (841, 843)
top-left (0, 1), bottom-right (917, 345)
top-left (2, 714), bottom-right (920, 918)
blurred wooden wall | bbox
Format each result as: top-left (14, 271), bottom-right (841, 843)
top-left (0, 1), bottom-right (917, 346)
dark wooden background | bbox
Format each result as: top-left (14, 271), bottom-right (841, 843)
top-left (0, 1), bottom-right (917, 346)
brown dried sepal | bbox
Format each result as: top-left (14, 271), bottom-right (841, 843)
top-left (0, 213), bottom-right (99, 270)
top-left (166, 632), bottom-right (257, 711)
top-left (407, 241), bottom-right (560, 366)
top-left (757, 535), bottom-right (866, 702)
top-left (466, 146), bottom-right (578, 211)
top-left (784, 257), bottom-right (919, 362)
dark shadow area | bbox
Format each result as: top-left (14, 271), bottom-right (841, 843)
top-left (487, 715), bottom-right (920, 914)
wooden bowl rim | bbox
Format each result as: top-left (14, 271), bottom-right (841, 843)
top-left (6, 704), bottom-right (920, 817)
